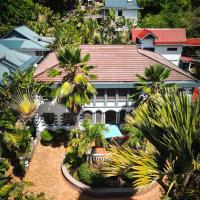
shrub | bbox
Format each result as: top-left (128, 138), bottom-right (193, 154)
top-left (40, 130), bottom-right (53, 142)
top-left (53, 129), bottom-right (69, 142)
top-left (78, 163), bottom-right (93, 185)
top-left (78, 163), bottom-right (104, 186)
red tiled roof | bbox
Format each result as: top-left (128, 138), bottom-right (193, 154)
top-left (186, 38), bottom-right (200, 46)
top-left (132, 28), bottom-right (187, 45)
top-left (34, 45), bottom-right (196, 82)
top-left (137, 29), bottom-right (157, 40)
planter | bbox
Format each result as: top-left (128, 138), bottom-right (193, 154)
top-left (61, 161), bottom-right (158, 197)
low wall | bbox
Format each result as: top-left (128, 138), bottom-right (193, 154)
top-left (61, 162), bottom-right (158, 197)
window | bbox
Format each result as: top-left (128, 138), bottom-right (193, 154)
top-left (62, 113), bottom-right (75, 126)
top-left (43, 113), bottom-right (56, 126)
top-left (118, 89), bottom-right (127, 100)
top-left (143, 47), bottom-right (155, 52)
top-left (96, 111), bottom-right (102, 123)
top-left (118, 10), bottom-right (123, 17)
top-left (167, 48), bottom-right (178, 51)
top-left (107, 89), bottom-right (116, 101)
top-left (127, 0), bottom-right (132, 3)
top-left (96, 89), bottom-right (104, 101)
top-left (82, 111), bottom-right (92, 121)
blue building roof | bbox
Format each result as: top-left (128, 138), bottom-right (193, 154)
top-left (0, 44), bottom-right (41, 81)
top-left (3, 25), bottom-right (55, 48)
top-left (103, 124), bottom-right (123, 138)
top-left (0, 38), bottom-right (49, 51)
top-left (104, 0), bottom-right (141, 9)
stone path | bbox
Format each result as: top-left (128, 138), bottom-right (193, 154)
top-left (25, 142), bottom-right (161, 200)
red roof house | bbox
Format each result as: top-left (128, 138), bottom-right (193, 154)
top-left (34, 45), bottom-right (197, 83)
top-left (132, 28), bottom-right (187, 45)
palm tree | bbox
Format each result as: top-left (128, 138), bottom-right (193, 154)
top-left (50, 46), bottom-right (97, 128)
top-left (68, 120), bottom-right (107, 156)
top-left (66, 120), bottom-right (107, 165)
top-left (103, 91), bottom-right (200, 200)
top-left (131, 64), bottom-right (171, 102)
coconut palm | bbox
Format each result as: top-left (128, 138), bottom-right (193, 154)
top-left (131, 64), bottom-right (171, 102)
top-left (49, 46), bottom-right (97, 127)
top-left (103, 91), bottom-right (200, 200)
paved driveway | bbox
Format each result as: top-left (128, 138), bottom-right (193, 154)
top-left (25, 142), bottom-right (161, 200)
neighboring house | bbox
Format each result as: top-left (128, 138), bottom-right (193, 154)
top-left (0, 44), bottom-right (41, 81)
top-left (2, 25), bottom-right (54, 57)
top-left (34, 45), bottom-right (199, 132)
top-left (102, 0), bottom-right (141, 21)
top-left (132, 28), bottom-right (200, 66)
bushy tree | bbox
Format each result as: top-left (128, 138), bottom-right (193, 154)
top-left (104, 91), bottom-right (200, 200)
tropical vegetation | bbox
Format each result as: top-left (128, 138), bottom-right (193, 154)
top-left (131, 64), bottom-right (171, 104)
top-left (49, 46), bottom-right (97, 127)
top-left (104, 91), bottom-right (200, 200)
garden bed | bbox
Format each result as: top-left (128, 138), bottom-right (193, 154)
top-left (61, 162), bottom-right (135, 197)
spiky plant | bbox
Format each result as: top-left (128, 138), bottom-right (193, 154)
top-left (9, 88), bottom-right (42, 128)
top-left (104, 91), bottom-right (200, 200)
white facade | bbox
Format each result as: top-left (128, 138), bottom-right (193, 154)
top-left (139, 38), bottom-right (183, 66)
top-left (103, 0), bottom-right (140, 20)
top-left (114, 9), bottom-right (138, 20)
top-left (36, 88), bottom-right (133, 132)
top-left (155, 46), bottom-right (183, 66)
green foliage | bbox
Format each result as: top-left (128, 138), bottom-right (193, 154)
top-left (121, 124), bottom-right (145, 147)
top-left (105, 91), bottom-right (200, 199)
top-left (51, 46), bottom-right (97, 126)
top-left (78, 162), bottom-right (104, 186)
top-left (65, 120), bottom-right (107, 167)
top-left (40, 129), bottom-right (70, 143)
top-left (0, 0), bottom-right (34, 36)
top-left (130, 64), bottom-right (171, 102)
top-left (40, 130), bottom-right (53, 142)
top-left (3, 129), bottom-right (32, 158)
top-left (138, 0), bottom-right (200, 37)
top-left (27, 3), bottom-right (62, 36)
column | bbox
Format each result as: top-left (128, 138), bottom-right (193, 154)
top-left (127, 89), bottom-right (130, 106)
top-left (116, 112), bottom-right (120, 125)
top-left (105, 89), bottom-right (107, 107)
top-left (92, 112), bottom-right (96, 124)
top-left (116, 89), bottom-right (119, 107)
top-left (93, 94), bottom-right (96, 107)
top-left (102, 112), bottom-right (106, 124)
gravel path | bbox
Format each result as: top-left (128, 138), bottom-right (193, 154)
top-left (25, 142), bottom-right (161, 200)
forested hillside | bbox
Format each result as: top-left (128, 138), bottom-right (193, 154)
top-left (0, 0), bottom-right (199, 40)
top-left (138, 0), bottom-right (200, 37)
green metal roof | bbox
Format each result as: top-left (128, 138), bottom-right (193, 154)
top-left (0, 44), bottom-right (41, 75)
top-left (14, 26), bottom-right (54, 48)
top-left (0, 38), bottom-right (49, 50)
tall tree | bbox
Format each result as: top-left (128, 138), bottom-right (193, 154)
top-left (49, 46), bottom-right (97, 127)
